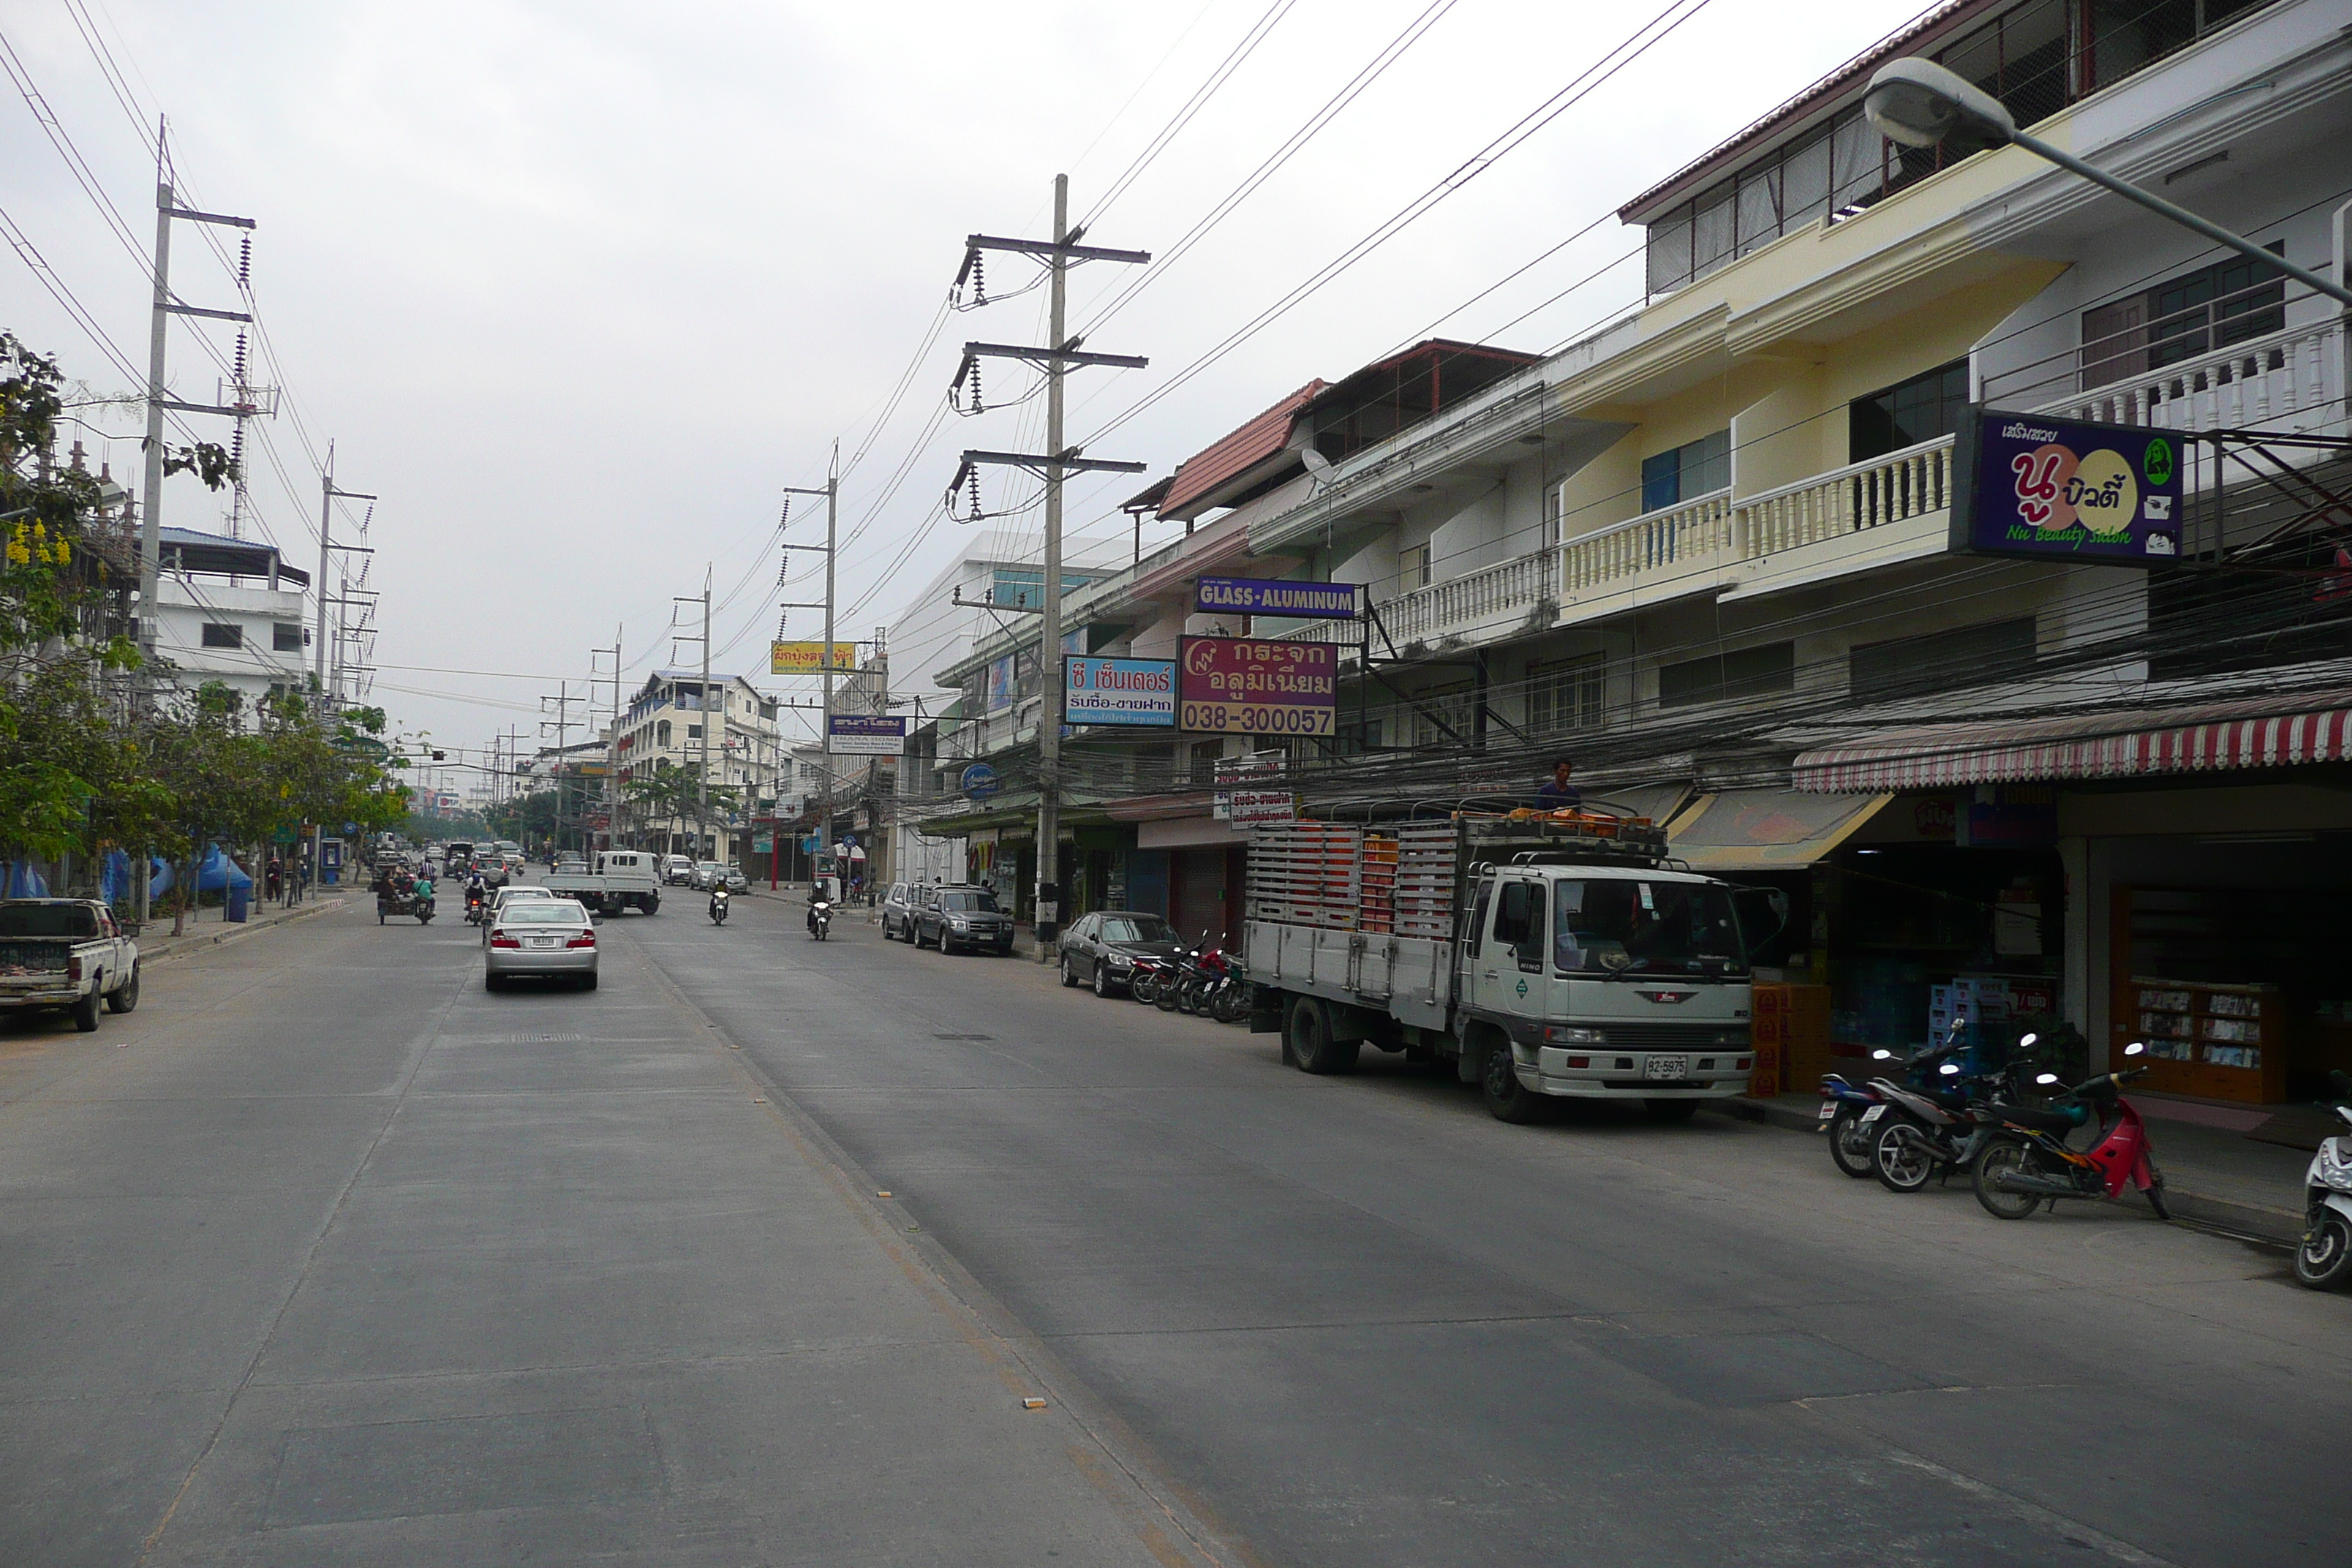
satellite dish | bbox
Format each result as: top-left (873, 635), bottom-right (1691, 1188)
top-left (1298, 447), bottom-right (1334, 489)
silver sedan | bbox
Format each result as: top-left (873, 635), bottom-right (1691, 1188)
top-left (484, 900), bottom-right (600, 990)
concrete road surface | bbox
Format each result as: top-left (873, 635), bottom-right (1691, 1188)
top-left (3, 887), bottom-right (2346, 1566)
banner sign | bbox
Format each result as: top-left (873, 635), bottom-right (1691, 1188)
top-left (1063, 656), bottom-right (1177, 728)
top-left (1194, 576), bottom-right (1360, 619)
top-left (827, 714), bottom-right (905, 755)
top-left (1951, 407), bottom-right (2183, 565)
top-left (771, 641), bottom-right (859, 674)
top-left (960, 763), bottom-right (1000, 802)
top-left (1227, 790), bottom-right (1297, 827)
top-left (1177, 636), bottom-right (1337, 736)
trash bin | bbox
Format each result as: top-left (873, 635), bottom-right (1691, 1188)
top-left (227, 883), bottom-right (249, 923)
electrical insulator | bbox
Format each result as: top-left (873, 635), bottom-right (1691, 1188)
top-left (968, 360), bottom-right (984, 414)
top-left (971, 250), bottom-right (985, 305)
top-left (966, 466), bottom-right (984, 521)
top-left (237, 235), bottom-right (252, 288)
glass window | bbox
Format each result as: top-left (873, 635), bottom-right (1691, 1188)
top-left (1527, 656), bottom-right (1605, 735)
top-left (0, 904), bottom-right (99, 938)
top-left (504, 903), bottom-right (588, 924)
top-left (1657, 641), bottom-right (1795, 709)
top-left (272, 622), bottom-right (304, 652)
top-left (1849, 358), bottom-right (1970, 464)
top-left (200, 622), bottom-right (243, 649)
top-left (1554, 879), bottom-right (1748, 976)
top-left (939, 889), bottom-right (1000, 913)
top-left (1639, 430), bottom-right (1730, 511)
top-left (1100, 916), bottom-right (1172, 943)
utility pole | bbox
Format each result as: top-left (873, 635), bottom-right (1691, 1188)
top-left (313, 444), bottom-right (375, 693)
top-left (138, 139), bottom-right (255, 668)
top-left (541, 685), bottom-right (581, 855)
top-left (672, 581), bottom-right (712, 860)
top-left (592, 628), bottom-right (621, 852)
top-left (945, 176), bottom-right (1149, 948)
top-left (776, 453), bottom-right (840, 888)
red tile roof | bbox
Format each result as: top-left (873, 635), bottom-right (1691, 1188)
top-left (1158, 380), bottom-right (1327, 521)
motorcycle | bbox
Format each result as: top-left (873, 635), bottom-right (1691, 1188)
top-left (2291, 1069), bottom-right (2352, 1290)
top-left (1815, 1071), bottom-right (1886, 1180)
top-left (1158, 934), bottom-right (1208, 1012)
top-left (1861, 1028), bottom-right (2052, 1194)
top-left (1177, 943), bottom-right (1241, 1020)
top-left (1128, 954), bottom-right (1172, 1008)
top-left (377, 888), bottom-right (435, 925)
top-left (708, 887), bottom-right (731, 926)
top-left (1970, 1043), bottom-right (2168, 1221)
top-left (464, 887), bottom-right (489, 926)
top-left (808, 897), bottom-right (832, 941)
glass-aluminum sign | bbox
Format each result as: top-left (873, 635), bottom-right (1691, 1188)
top-left (1194, 576), bottom-right (1361, 619)
top-left (826, 714), bottom-right (905, 755)
top-left (1177, 636), bottom-right (1337, 736)
top-left (1951, 407), bottom-right (2182, 564)
top-left (1063, 656), bottom-right (1177, 728)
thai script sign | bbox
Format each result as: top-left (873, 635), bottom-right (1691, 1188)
top-left (1177, 636), bottom-right (1337, 736)
top-left (1951, 408), bottom-right (2183, 565)
top-left (1063, 656), bottom-right (1177, 728)
top-left (827, 714), bottom-right (905, 755)
top-left (1194, 576), bottom-right (1360, 619)
top-left (1226, 790), bottom-right (1297, 827)
top-left (771, 641), bottom-right (859, 674)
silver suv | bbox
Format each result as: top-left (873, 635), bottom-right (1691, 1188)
top-left (881, 881), bottom-right (922, 943)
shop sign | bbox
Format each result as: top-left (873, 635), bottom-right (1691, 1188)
top-left (1227, 790), bottom-right (1297, 827)
top-left (1951, 408), bottom-right (2185, 564)
top-left (771, 641), bottom-right (858, 674)
top-left (1063, 656), bottom-right (1177, 728)
top-left (1194, 576), bottom-right (1360, 619)
top-left (1177, 636), bottom-right (1336, 736)
top-left (752, 833), bottom-right (773, 854)
top-left (1911, 797), bottom-right (1956, 842)
top-left (960, 763), bottom-right (1001, 802)
top-left (1959, 792), bottom-right (2057, 847)
top-left (828, 714), bottom-right (906, 756)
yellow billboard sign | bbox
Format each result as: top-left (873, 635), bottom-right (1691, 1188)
top-left (770, 641), bottom-right (859, 674)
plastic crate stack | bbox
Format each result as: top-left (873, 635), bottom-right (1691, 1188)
top-left (1247, 823), bottom-right (1361, 929)
top-left (1393, 823), bottom-right (1458, 941)
top-left (1357, 835), bottom-right (1398, 933)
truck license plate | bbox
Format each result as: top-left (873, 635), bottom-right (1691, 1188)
top-left (1815, 1101), bottom-right (1838, 1121)
top-left (1643, 1055), bottom-right (1688, 1081)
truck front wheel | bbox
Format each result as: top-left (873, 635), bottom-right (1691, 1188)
top-left (1480, 1038), bottom-right (1548, 1123)
top-left (1284, 997), bottom-right (1358, 1075)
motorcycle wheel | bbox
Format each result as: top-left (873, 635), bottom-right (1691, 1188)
top-left (2293, 1211), bottom-right (2352, 1289)
top-left (1156, 982), bottom-right (1180, 1012)
top-left (1826, 1106), bottom-right (1877, 1180)
top-left (1871, 1116), bottom-right (1940, 1194)
top-left (1970, 1137), bottom-right (2045, 1221)
top-left (1213, 987), bottom-right (1245, 1024)
top-left (1130, 973), bottom-right (1160, 1006)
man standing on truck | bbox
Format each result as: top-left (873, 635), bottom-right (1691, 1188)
top-left (1534, 757), bottom-right (1582, 811)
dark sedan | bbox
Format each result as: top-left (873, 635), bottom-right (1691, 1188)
top-left (1058, 911), bottom-right (1183, 997)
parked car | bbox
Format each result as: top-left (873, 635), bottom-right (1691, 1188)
top-left (662, 854), bottom-right (696, 886)
top-left (695, 862), bottom-right (747, 894)
top-left (0, 899), bottom-right (140, 1032)
top-left (484, 898), bottom-right (599, 990)
top-left (1058, 911), bottom-right (1183, 997)
top-left (880, 881), bottom-right (922, 942)
top-left (914, 883), bottom-right (1013, 956)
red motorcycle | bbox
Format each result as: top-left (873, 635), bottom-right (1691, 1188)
top-left (1970, 1043), bottom-right (2168, 1220)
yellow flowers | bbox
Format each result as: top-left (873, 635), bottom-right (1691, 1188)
top-left (6, 520), bottom-right (70, 567)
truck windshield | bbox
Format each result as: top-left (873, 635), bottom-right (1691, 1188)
top-left (0, 905), bottom-right (99, 938)
top-left (1553, 879), bottom-right (1747, 977)
top-left (938, 890), bottom-right (998, 913)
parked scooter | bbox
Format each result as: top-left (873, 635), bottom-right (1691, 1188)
top-left (1816, 1071), bottom-right (1885, 1180)
top-left (707, 886), bottom-right (730, 926)
top-left (807, 896), bottom-right (832, 941)
top-left (1128, 953), bottom-right (1173, 1007)
top-left (1970, 1042), bottom-right (2168, 1220)
top-left (1862, 1028), bottom-right (2052, 1194)
top-left (1158, 933), bottom-right (1210, 1012)
top-left (2292, 1069), bottom-right (2352, 1290)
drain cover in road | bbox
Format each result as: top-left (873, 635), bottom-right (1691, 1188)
top-left (932, 1033), bottom-right (994, 1041)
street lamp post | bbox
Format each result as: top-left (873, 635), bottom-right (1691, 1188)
top-left (1863, 57), bottom-right (2352, 311)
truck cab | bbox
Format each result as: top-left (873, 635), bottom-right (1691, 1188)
top-left (1460, 863), bottom-right (1756, 1119)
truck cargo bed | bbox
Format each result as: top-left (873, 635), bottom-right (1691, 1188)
top-left (1243, 921), bottom-right (1452, 1031)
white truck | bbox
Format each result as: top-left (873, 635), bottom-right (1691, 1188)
top-left (1244, 815), bottom-right (1782, 1123)
top-left (0, 899), bottom-right (142, 1033)
top-left (541, 851), bottom-right (663, 916)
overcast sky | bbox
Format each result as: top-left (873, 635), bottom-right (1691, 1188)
top-left (4, 0), bottom-right (1930, 780)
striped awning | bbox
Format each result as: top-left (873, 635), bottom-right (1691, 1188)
top-left (1792, 687), bottom-right (2352, 793)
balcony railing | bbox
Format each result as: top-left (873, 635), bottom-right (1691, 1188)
top-left (1561, 489), bottom-right (1733, 593)
top-left (1739, 435), bottom-right (1953, 557)
top-left (2040, 315), bottom-right (2344, 446)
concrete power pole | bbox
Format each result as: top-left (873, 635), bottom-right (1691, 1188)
top-left (946, 176), bottom-right (1149, 949)
top-left (776, 453), bottom-right (840, 886)
top-left (592, 629), bottom-right (621, 851)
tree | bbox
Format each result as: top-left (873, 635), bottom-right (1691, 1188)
top-left (622, 759), bottom-right (736, 853)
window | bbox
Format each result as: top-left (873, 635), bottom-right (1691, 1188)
top-left (1639, 430), bottom-right (1730, 512)
top-left (1412, 682), bottom-right (1475, 749)
top-left (1553, 879), bottom-right (1747, 975)
top-left (2081, 244), bottom-right (2287, 388)
top-left (656, 721), bottom-right (671, 748)
top-left (1399, 542), bottom-right (1431, 590)
top-left (1657, 641), bottom-right (1795, 709)
top-left (1465, 877), bottom-right (1493, 957)
top-left (200, 622), bottom-right (244, 649)
top-left (1492, 880), bottom-right (1547, 968)
top-left (991, 568), bottom-right (1096, 611)
top-left (1850, 617), bottom-right (2037, 701)
top-left (272, 622), bottom-right (304, 652)
top-left (1526, 656), bottom-right (1605, 734)
top-left (686, 725), bottom-right (703, 739)
top-left (1850, 359), bottom-right (1969, 464)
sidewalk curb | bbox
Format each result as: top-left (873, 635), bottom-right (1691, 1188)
top-left (1700, 1095), bottom-right (2302, 1247)
top-left (140, 897), bottom-right (347, 968)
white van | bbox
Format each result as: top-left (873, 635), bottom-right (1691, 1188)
top-left (543, 851), bottom-right (663, 916)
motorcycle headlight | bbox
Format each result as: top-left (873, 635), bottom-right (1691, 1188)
top-left (2318, 1139), bottom-right (2352, 1193)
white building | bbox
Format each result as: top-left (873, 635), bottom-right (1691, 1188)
top-left (611, 671), bottom-right (783, 854)
top-left (146, 527), bottom-right (312, 716)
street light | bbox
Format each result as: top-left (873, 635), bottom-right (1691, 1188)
top-left (1862, 57), bottom-right (2352, 309)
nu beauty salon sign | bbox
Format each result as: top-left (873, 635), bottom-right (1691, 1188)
top-left (1951, 408), bottom-right (2184, 565)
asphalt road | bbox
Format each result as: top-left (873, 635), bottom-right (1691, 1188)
top-left (3, 886), bottom-right (2345, 1566)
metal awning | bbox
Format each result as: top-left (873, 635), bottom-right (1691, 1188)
top-left (1665, 789), bottom-right (1893, 870)
top-left (1792, 687), bottom-right (2352, 793)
